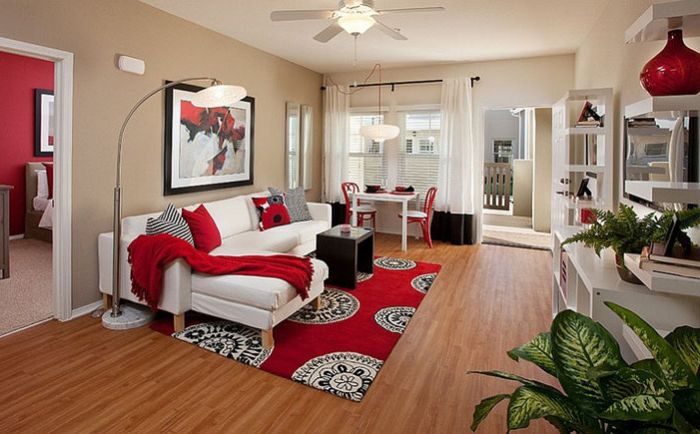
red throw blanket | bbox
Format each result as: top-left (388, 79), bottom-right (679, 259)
top-left (127, 234), bottom-right (313, 310)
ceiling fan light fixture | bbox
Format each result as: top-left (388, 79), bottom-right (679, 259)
top-left (338, 14), bottom-right (375, 35)
top-left (360, 123), bottom-right (400, 142)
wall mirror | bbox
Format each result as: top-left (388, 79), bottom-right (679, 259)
top-left (286, 102), bottom-right (313, 190)
top-left (286, 102), bottom-right (300, 189)
top-left (623, 111), bottom-right (699, 210)
top-left (301, 104), bottom-right (313, 190)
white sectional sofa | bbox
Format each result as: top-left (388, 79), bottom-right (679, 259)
top-left (98, 191), bottom-right (331, 348)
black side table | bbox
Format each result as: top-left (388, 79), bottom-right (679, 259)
top-left (316, 226), bottom-right (374, 289)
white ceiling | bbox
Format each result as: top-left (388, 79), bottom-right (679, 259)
top-left (140, 0), bottom-right (609, 73)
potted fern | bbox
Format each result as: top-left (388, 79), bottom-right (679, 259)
top-left (562, 205), bottom-right (700, 284)
top-left (469, 302), bottom-right (700, 433)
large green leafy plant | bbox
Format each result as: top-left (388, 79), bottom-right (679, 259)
top-left (562, 205), bottom-right (700, 257)
top-left (469, 303), bottom-right (700, 433)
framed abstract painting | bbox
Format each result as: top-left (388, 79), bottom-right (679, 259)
top-left (164, 82), bottom-right (254, 196)
top-left (34, 89), bottom-right (54, 157)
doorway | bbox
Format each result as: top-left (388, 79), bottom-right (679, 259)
top-left (481, 107), bottom-right (552, 250)
top-left (0, 37), bottom-right (73, 336)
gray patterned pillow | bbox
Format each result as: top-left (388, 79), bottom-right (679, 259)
top-left (268, 186), bottom-right (312, 223)
top-left (146, 203), bottom-right (194, 245)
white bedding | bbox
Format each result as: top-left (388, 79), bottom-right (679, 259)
top-left (39, 200), bottom-right (54, 229)
top-left (33, 195), bottom-right (51, 211)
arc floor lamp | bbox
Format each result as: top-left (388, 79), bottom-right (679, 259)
top-left (102, 77), bottom-right (247, 330)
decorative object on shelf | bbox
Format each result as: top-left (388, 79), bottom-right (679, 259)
top-left (579, 207), bottom-right (596, 225)
top-left (468, 302), bottom-right (700, 433)
top-left (562, 205), bottom-right (700, 284)
top-left (575, 178), bottom-right (592, 199)
top-left (164, 81), bottom-right (253, 195)
top-left (105, 77), bottom-right (246, 330)
top-left (640, 29), bottom-right (700, 96)
top-left (576, 100), bottom-right (601, 127)
top-left (34, 89), bottom-right (54, 157)
top-left (359, 64), bottom-right (399, 142)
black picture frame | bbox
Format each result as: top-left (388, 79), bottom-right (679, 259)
top-left (163, 82), bottom-right (255, 196)
top-left (34, 88), bottom-right (54, 157)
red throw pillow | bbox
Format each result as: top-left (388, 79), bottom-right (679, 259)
top-left (182, 204), bottom-right (221, 252)
top-left (43, 162), bottom-right (54, 199)
top-left (252, 195), bottom-right (290, 231)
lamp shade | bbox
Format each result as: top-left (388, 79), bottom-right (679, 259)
top-left (338, 15), bottom-right (375, 35)
top-left (191, 84), bottom-right (247, 108)
top-left (360, 123), bottom-right (400, 142)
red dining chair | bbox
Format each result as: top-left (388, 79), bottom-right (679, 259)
top-left (341, 182), bottom-right (377, 228)
top-left (398, 186), bottom-right (438, 248)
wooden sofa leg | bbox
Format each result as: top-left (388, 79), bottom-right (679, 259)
top-left (312, 296), bottom-right (322, 311)
top-left (173, 313), bottom-right (185, 332)
top-left (261, 329), bottom-right (274, 349)
top-left (102, 293), bottom-right (113, 311)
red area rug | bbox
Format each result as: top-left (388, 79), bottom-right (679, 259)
top-left (151, 257), bottom-right (441, 402)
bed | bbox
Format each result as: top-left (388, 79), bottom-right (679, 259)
top-left (25, 162), bottom-right (53, 243)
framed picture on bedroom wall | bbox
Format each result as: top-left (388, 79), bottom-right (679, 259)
top-left (34, 89), bottom-right (54, 157)
top-left (164, 81), bottom-right (255, 196)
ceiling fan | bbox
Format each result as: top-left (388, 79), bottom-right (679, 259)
top-left (270, 0), bottom-right (445, 42)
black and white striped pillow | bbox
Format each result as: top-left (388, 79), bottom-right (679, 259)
top-left (146, 203), bottom-right (194, 245)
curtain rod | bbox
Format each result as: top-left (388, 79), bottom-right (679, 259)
top-left (320, 76), bottom-right (480, 91)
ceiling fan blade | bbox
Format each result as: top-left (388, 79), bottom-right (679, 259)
top-left (313, 22), bottom-right (344, 43)
top-left (374, 19), bottom-right (408, 40)
top-left (377, 7), bottom-right (445, 15)
top-left (270, 10), bottom-right (335, 22)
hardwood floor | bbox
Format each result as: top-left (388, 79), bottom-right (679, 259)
top-left (0, 234), bottom-right (556, 433)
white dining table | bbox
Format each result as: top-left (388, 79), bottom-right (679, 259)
top-left (351, 191), bottom-right (420, 252)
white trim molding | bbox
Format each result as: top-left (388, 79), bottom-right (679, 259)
top-left (0, 37), bottom-right (74, 321)
top-left (70, 301), bottom-right (102, 320)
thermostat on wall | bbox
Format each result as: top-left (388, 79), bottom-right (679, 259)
top-left (117, 55), bottom-right (145, 75)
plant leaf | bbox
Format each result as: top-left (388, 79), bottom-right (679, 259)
top-left (468, 370), bottom-right (559, 393)
top-left (632, 359), bottom-right (667, 380)
top-left (599, 368), bottom-right (673, 422)
top-left (508, 332), bottom-right (558, 377)
top-left (606, 302), bottom-right (696, 389)
top-left (551, 309), bottom-right (626, 413)
top-left (506, 386), bottom-right (601, 433)
top-left (674, 388), bottom-right (700, 429)
top-left (470, 394), bottom-right (509, 432)
top-left (673, 408), bottom-right (700, 434)
top-left (665, 326), bottom-right (700, 377)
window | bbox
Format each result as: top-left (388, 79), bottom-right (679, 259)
top-left (493, 139), bottom-right (513, 163)
top-left (348, 113), bottom-right (387, 187)
top-left (398, 111), bottom-right (441, 205)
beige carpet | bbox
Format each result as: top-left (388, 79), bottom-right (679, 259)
top-left (0, 239), bottom-right (53, 336)
top-left (482, 226), bottom-right (551, 250)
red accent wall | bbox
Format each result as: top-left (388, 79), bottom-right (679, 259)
top-left (0, 51), bottom-right (54, 236)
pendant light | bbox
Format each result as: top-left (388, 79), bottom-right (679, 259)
top-left (360, 64), bottom-right (399, 142)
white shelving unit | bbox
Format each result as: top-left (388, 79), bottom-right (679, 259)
top-left (625, 180), bottom-right (700, 204)
top-left (551, 88), bottom-right (613, 233)
top-left (552, 230), bottom-right (700, 361)
top-left (623, 253), bottom-right (700, 297)
top-left (625, 0), bottom-right (700, 44)
top-left (625, 94), bottom-right (700, 118)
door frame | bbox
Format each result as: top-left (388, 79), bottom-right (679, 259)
top-left (0, 37), bottom-right (73, 321)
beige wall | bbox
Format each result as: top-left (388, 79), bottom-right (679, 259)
top-left (533, 108), bottom-right (552, 232)
top-left (575, 0), bottom-right (700, 206)
top-left (0, 0), bottom-right (323, 308)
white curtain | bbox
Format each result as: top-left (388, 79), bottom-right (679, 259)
top-left (524, 108), bottom-right (536, 160)
top-left (436, 77), bottom-right (478, 217)
top-left (322, 81), bottom-right (350, 203)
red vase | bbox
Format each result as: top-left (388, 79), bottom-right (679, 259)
top-left (640, 29), bottom-right (700, 96)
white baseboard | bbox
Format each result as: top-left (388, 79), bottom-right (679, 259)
top-left (9, 234), bottom-right (25, 241)
top-left (69, 300), bottom-right (102, 320)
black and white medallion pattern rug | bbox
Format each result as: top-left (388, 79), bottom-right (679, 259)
top-left (153, 257), bottom-right (441, 402)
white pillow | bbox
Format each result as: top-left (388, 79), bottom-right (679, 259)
top-left (36, 170), bottom-right (48, 198)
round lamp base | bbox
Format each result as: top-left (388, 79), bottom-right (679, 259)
top-left (101, 303), bottom-right (154, 330)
